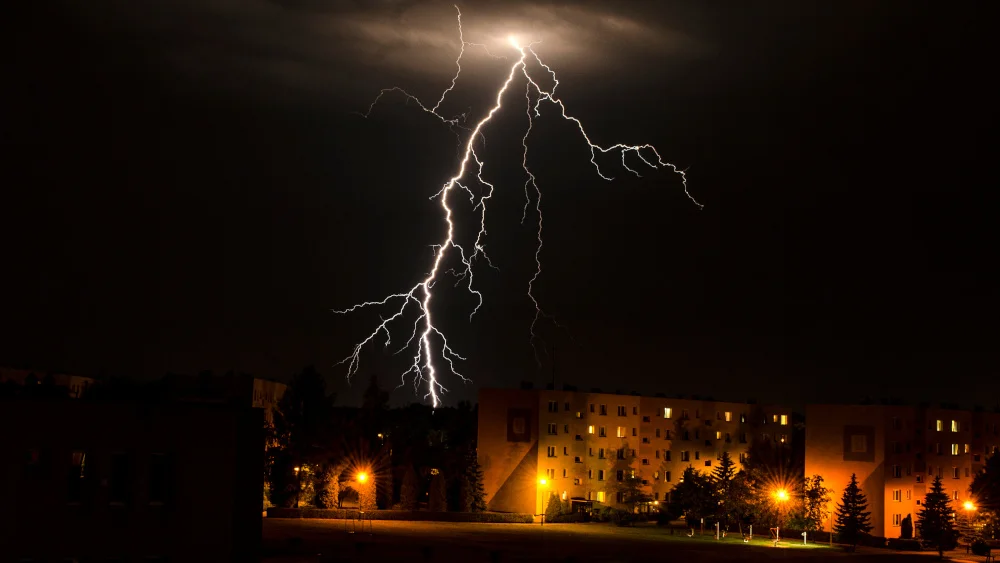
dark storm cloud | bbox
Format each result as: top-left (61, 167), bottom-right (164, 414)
top-left (69, 0), bottom-right (705, 102)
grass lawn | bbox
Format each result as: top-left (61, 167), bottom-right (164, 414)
top-left (262, 519), bottom-right (942, 562)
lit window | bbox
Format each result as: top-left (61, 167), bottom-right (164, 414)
top-left (596, 491), bottom-right (605, 503)
top-left (936, 420), bottom-right (943, 432)
top-left (716, 431), bottom-right (722, 440)
top-left (953, 491), bottom-right (959, 500)
top-left (664, 407), bottom-right (672, 419)
top-left (780, 414), bottom-right (788, 426)
top-left (964, 444), bottom-right (970, 454)
top-left (561, 491), bottom-right (567, 500)
top-left (653, 471), bottom-right (660, 480)
top-left (952, 444), bottom-right (959, 456)
top-left (772, 414), bottom-right (779, 423)
top-left (617, 426), bottom-right (627, 438)
top-left (952, 420), bottom-right (960, 432)
top-left (576, 412), bottom-right (582, 419)
top-left (588, 425), bottom-right (595, 434)
top-left (724, 411), bottom-right (732, 422)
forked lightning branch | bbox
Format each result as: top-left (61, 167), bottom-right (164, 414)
top-left (334, 7), bottom-right (700, 407)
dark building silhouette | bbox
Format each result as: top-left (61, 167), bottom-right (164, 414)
top-left (0, 398), bottom-right (262, 562)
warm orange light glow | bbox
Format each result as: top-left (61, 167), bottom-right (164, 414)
top-left (775, 489), bottom-right (789, 501)
top-left (357, 472), bottom-right (369, 483)
top-left (538, 478), bottom-right (547, 486)
top-left (293, 466), bottom-right (300, 473)
top-left (964, 501), bottom-right (976, 511)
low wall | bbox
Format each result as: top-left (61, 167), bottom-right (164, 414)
top-left (267, 508), bottom-right (533, 523)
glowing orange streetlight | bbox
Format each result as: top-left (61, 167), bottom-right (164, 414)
top-left (356, 471), bottom-right (369, 483)
top-left (775, 489), bottom-right (789, 502)
top-left (964, 500), bottom-right (976, 512)
top-left (538, 478), bottom-right (547, 486)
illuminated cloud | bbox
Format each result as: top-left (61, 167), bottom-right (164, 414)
top-left (69, 1), bottom-right (705, 101)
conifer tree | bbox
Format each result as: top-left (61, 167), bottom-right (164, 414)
top-left (917, 475), bottom-right (956, 558)
top-left (429, 471), bottom-right (447, 512)
top-left (834, 473), bottom-right (873, 549)
top-left (400, 465), bottom-right (419, 511)
top-left (464, 449), bottom-right (487, 512)
top-left (545, 492), bottom-right (563, 521)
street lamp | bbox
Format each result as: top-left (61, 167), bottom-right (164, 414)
top-left (356, 472), bottom-right (369, 484)
top-left (773, 489), bottom-right (789, 542)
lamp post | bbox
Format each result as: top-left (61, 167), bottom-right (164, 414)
top-left (538, 478), bottom-right (548, 524)
top-left (963, 501), bottom-right (977, 544)
top-left (293, 466), bottom-right (301, 508)
top-left (774, 489), bottom-right (789, 542)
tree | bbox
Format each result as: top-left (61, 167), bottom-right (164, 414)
top-left (545, 493), bottom-right (563, 521)
top-left (400, 464), bottom-right (419, 510)
top-left (901, 514), bottom-right (913, 540)
top-left (464, 450), bottom-right (487, 512)
top-left (271, 366), bottom-right (337, 507)
top-left (712, 452), bottom-right (739, 530)
top-left (605, 442), bottom-right (651, 513)
top-left (834, 473), bottom-right (873, 549)
top-left (917, 475), bottom-right (957, 558)
top-left (971, 450), bottom-right (1000, 539)
top-left (671, 466), bottom-right (717, 528)
top-left (429, 471), bottom-right (447, 512)
top-left (798, 474), bottom-right (832, 532)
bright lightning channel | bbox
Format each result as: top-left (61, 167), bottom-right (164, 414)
top-left (335, 6), bottom-right (701, 407)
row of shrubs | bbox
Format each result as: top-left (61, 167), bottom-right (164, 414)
top-left (267, 508), bottom-right (533, 523)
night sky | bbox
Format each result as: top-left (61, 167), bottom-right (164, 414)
top-left (2, 1), bottom-right (995, 408)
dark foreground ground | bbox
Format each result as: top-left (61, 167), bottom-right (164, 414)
top-left (263, 519), bottom-right (955, 563)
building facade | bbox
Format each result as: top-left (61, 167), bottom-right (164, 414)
top-left (478, 386), bottom-right (793, 514)
top-left (0, 366), bottom-right (95, 398)
top-left (0, 398), bottom-right (263, 562)
top-left (805, 404), bottom-right (1000, 539)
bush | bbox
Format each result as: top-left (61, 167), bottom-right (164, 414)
top-left (887, 538), bottom-right (922, 551)
top-left (971, 540), bottom-right (991, 557)
top-left (548, 512), bottom-right (586, 523)
top-left (266, 508), bottom-right (533, 523)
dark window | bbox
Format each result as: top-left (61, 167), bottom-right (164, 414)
top-left (109, 452), bottom-right (129, 504)
top-left (705, 460), bottom-right (711, 467)
top-left (68, 451), bottom-right (86, 503)
top-left (616, 470), bottom-right (624, 482)
top-left (564, 402), bottom-right (570, 411)
top-left (150, 454), bottom-right (171, 504)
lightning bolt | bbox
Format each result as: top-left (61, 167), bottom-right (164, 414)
top-left (335, 6), bottom-right (700, 406)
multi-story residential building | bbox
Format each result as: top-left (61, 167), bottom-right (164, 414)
top-left (0, 396), bottom-right (263, 562)
top-left (0, 366), bottom-right (95, 398)
top-left (478, 386), bottom-right (793, 514)
top-left (805, 404), bottom-right (1000, 539)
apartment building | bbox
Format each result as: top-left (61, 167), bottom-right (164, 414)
top-left (805, 404), bottom-right (1000, 538)
top-left (478, 386), bottom-right (793, 514)
top-left (0, 397), bottom-right (262, 562)
top-left (0, 366), bottom-right (95, 398)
